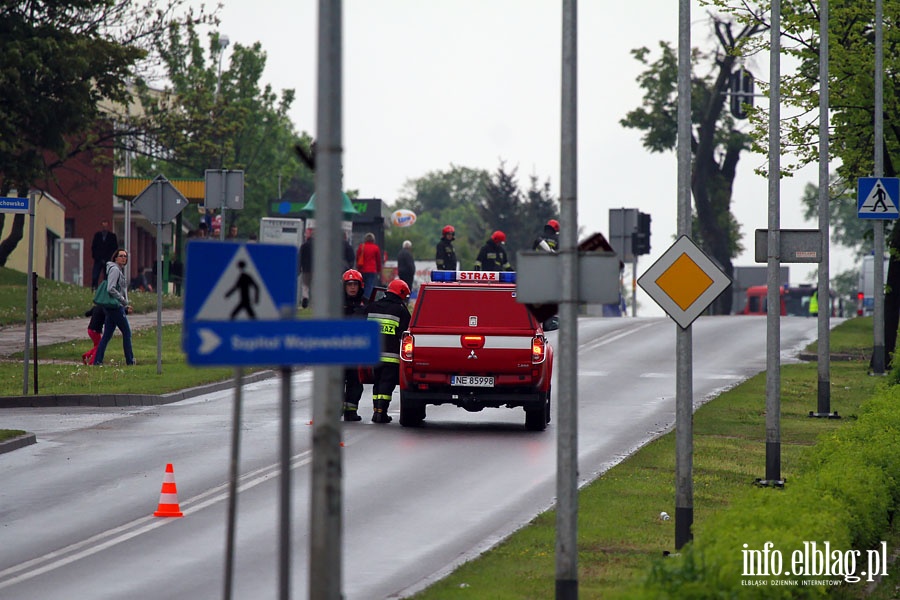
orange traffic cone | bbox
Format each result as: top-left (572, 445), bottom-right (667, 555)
top-left (153, 463), bottom-right (184, 518)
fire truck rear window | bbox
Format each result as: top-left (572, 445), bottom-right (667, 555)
top-left (415, 287), bottom-right (534, 328)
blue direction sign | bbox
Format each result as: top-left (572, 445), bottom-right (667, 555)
top-left (185, 319), bottom-right (381, 366)
top-left (858, 177), bottom-right (900, 219)
top-left (184, 241), bottom-right (381, 367)
top-left (0, 197), bottom-right (30, 214)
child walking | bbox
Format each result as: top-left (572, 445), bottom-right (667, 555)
top-left (82, 305), bottom-right (104, 365)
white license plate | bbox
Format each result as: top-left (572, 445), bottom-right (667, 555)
top-left (451, 375), bottom-right (494, 387)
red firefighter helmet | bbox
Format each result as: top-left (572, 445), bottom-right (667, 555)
top-left (491, 230), bottom-right (506, 243)
top-left (547, 219), bottom-right (560, 233)
top-left (387, 278), bottom-right (410, 300)
top-left (442, 225), bottom-right (455, 236)
top-left (342, 269), bottom-right (363, 283)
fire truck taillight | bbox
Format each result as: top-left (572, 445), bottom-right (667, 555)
top-left (401, 332), bottom-right (414, 361)
top-left (461, 335), bottom-right (485, 349)
top-left (857, 292), bottom-right (864, 317)
top-left (532, 336), bottom-right (546, 364)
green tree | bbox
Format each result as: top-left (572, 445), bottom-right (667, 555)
top-left (390, 163), bottom-right (558, 270)
top-left (392, 166), bottom-right (490, 269)
top-left (620, 18), bottom-right (762, 314)
top-left (711, 0), bottom-right (900, 359)
top-left (525, 175), bottom-right (559, 233)
top-left (800, 175), bottom-right (872, 259)
top-left (131, 22), bottom-right (310, 237)
top-left (0, 0), bottom-right (208, 264)
top-left (480, 164), bottom-right (524, 249)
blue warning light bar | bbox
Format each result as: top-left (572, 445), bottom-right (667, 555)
top-left (430, 270), bottom-right (516, 283)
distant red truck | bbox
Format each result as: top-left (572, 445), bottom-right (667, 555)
top-left (398, 270), bottom-right (555, 431)
top-left (741, 284), bottom-right (832, 316)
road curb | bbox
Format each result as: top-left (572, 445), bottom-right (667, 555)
top-left (0, 369), bottom-right (279, 408)
top-left (0, 370), bottom-right (281, 456)
top-left (0, 432), bottom-right (37, 454)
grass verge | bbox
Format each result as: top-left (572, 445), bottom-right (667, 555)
top-left (0, 266), bottom-right (182, 326)
top-left (0, 324), bottom-right (260, 396)
top-left (410, 317), bottom-right (888, 599)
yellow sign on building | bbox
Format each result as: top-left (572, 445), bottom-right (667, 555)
top-left (115, 177), bottom-right (205, 201)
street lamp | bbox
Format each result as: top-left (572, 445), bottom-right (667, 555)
top-left (215, 35), bottom-right (230, 100)
top-left (215, 34), bottom-right (229, 239)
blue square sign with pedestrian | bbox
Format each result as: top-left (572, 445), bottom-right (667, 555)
top-left (183, 241), bottom-right (297, 323)
top-left (858, 177), bottom-right (900, 219)
top-left (182, 240), bottom-right (380, 367)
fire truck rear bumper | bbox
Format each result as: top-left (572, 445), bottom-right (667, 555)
top-left (400, 387), bottom-right (545, 412)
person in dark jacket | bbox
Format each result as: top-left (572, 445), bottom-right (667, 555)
top-left (365, 279), bottom-right (411, 423)
top-left (435, 225), bottom-right (457, 271)
top-left (341, 269), bottom-right (368, 421)
top-left (533, 219), bottom-right (560, 253)
top-left (397, 240), bottom-right (415, 291)
top-left (342, 232), bottom-right (356, 271)
top-left (474, 230), bottom-right (512, 271)
top-left (90, 219), bottom-right (118, 290)
top-left (298, 227), bottom-right (314, 308)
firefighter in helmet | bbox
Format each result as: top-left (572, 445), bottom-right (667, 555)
top-left (342, 269), bottom-right (367, 421)
top-left (435, 224), bottom-right (458, 271)
top-left (365, 278), bottom-right (412, 423)
top-left (474, 230), bottom-right (512, 271)
top-left (533, 219), bottom-right (559, 253)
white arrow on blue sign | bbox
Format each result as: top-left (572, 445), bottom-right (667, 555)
top-left (185, 319), bottom-right (381, 366)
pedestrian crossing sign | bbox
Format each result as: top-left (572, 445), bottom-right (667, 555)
top-left (183, 241), bottom-right (298, 324)
top-left (858, 177), bottom-right (900, 219)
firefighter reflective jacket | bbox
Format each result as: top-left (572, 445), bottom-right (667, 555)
top-left (365, 292), bottom-right (411, 364)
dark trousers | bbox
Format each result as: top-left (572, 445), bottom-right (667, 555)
top-left (93, 306), bottom-right (134, 366)
top-left (344, 367), bottom-right (363, 406)
top-left (91, 261), bottom-right (105, 289)
top-left (372, 363), bottom-right (399, 404)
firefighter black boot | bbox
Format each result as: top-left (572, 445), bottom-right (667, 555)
top-left (371, 399), bottom-right (393, 423)
top-left (342, 402), bottom-right (362, 422)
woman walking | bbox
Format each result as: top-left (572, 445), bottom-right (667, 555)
top-left (93, 248), bottom-right (135, 366)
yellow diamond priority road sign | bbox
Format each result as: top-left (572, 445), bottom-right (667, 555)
top-left (638, 236), bottom-right (731, 329)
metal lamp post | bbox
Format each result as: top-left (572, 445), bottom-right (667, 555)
top-left (215, 35), bottom-right (230, 240)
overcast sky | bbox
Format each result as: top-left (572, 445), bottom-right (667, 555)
top-left (210, 1), bottom-right (854, 312)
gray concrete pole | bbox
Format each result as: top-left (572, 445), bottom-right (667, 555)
top-left (22, 192), bottom-right (36, 395)
top-left (765, 0), bottom-right (783, 485)
top-left (674, 0), bottom-right (693, 550)
top-left (279, 365), bottom-right (292, 600)
top-left (223, 368), bottom-right (243, 600)
top-left (815, 0), bottom-right (834, 416)
top-left (871, 0), bottom-right (885, 374)
top-left (309, 0), bottom-right (345, 598)
top-left (124, 152), bottom-right (131, 271)
top-left (555, 1), bottom-right (578, 598)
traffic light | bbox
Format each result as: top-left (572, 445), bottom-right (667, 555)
top-left (729, 68), bottom-right (754, 120)
top-left (632, 212), bottom-right (651, 255)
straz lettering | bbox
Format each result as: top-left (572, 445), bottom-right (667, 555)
top-left (458, 271), bottom-right (498, 281)
top-left (380, 323), bottom-right (396, 335)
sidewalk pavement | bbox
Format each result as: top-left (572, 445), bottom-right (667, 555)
top-left (0, 309), bottom-right (184, 358)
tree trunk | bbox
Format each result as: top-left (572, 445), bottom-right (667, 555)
top-left (0, 213), bottom-right (25, 267)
